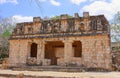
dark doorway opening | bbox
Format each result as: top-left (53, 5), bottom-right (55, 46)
top-left (45, 41), bottom-right (64, 65)
top-left (73, 41), bottom-right (82, 57)
top-left (30, 43), bottom-right (37, 57)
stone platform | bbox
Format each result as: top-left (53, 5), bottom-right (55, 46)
top-left (8, 65), bottom-right (110, 72)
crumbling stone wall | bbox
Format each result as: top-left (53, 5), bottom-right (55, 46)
top-left (9, 35), bottom-right (111, 69)
top-left (112, 51), bottom-right (120, 70)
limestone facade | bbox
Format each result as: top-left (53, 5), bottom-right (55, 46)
top-left (9, 12), bottom-right (112, 69)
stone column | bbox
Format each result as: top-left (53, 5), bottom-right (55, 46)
top-left (63, 40), bottom-right (73, 65)
top-left (41, 41), bottom-right (46, 65)
top-left (37, 41), bottom-right (46, 65)
top-left (37, 42), bottom-right (41, 65)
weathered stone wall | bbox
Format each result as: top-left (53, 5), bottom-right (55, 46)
top-left (9, 40), bottom-right (28, 66)
top-left (81, 35), bottom-right (111, 69)
top-left (9, 34), bottom-right (111, 69)
top-left (33, 22), bottom-right (42, 33)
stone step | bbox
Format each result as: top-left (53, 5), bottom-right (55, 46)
top-left (8, 65), bottom-right (110, 72)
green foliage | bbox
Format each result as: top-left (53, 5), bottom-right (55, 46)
top-left (0, 52), bottom-right (8, 60)
top-left (0, 37), bottom-right (9, 63)
top-left (2, 29), bottom-right (11, 37)
top-left (68, 15), bottom-right (73, 18)
top-left (51, 16), bottom-right (61, 20)
top-left (116, 46), bottom-right (120, 51)
top-left (0, 17), bottom-right (15, 62)
top-left (51, 15), bottom-right (73, 20)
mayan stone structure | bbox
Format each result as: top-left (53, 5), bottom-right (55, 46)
top-left (9, 12), bottom-right (112, 69)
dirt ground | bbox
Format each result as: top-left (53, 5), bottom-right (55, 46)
top-left (0, 69), bottom-right (120, 78)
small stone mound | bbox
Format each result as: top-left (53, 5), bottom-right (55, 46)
top-left (1, 58), bottom-right (8, 69)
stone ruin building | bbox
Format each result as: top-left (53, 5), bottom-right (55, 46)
top-left (9, 12), bottom-right (112, 70)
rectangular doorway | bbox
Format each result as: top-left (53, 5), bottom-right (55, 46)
top-left (45, 41), bottom-right (64, 65)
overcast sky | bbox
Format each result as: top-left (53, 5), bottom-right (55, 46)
top-left (0, 0), bottom-right (119, 23)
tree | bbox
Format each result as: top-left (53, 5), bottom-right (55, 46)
top-left (111, 12), bottom-right (120, 53)
top-left (0, 18), bottom-right (15, 34)
top-left (111, 12), bottom-right (120, 42)
top-left (0, 17), bottom-right (15, 63)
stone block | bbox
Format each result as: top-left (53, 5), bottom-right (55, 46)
top-left (43, 59), bottom-right (51, 66)
top-left (17, 73), bottom-right (24, 78)
top-left (1, 58), bottom-right (8, 69)
top-left (26, 57), bottom-right (37, 65)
